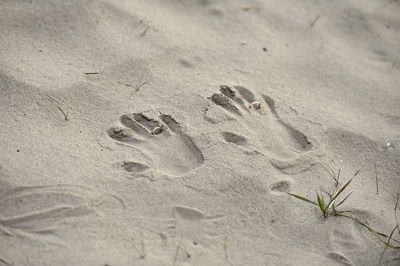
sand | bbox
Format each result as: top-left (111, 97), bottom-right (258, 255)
top-left (0, 0), bottom-right (399, 265)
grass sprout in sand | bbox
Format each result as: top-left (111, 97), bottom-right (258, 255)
top-left (288, 164), bottom-right (359, 219)
top-left (287, 161), bottom-right (400, 263)
top-left (379, 193), bottom-right (400, 264)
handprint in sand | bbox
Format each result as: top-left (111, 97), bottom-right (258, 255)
top-left (206, 85), bottom-right (314, 162)
top-left (108, 112), bottom-right (204, 178)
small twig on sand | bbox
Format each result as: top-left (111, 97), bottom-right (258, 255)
top-left (140, 24), bottom-right (150, 37)
top-left (224, 237), bottom-right (233, 266)
top-left (116, 81), bottom-right (134, 87)
top-left (172, 240), bottom-right (181, 266)
top-left (0, 256), bottom-right (12, 266)
top-left (132, 231), bottom-right (146, 259)
top-left (140, 18), bottom-right (151, 37)
top-left (140, 231), bottom-right (145, 258)
top-left (309, 15), bottom-right (321, 27)
top-left (374, 162), bottom-right (379, 195)
top-left (241, 7), bottom-right (260, 12)
top-left (56, 106), bottom-right (70, 121)
top-left (84, 71), bottom-right (103, 75)
top-left (45, 93), bottom-right (72, 121)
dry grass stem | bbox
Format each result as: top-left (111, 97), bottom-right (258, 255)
top-left (309, 15), bottom-right (321, 27)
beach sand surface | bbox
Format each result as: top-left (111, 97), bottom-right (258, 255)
top-left (0, 0), bottom-right (399, 265)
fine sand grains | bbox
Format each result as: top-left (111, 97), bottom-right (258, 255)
top-left (0, 0), bottom-right (399, 265)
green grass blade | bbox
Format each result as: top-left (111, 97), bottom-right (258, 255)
top-left (334, 210), bottom-right (353, 216)
top-left (394, 193), bottom-right (400, 235)
top-left (352, 169), bottom-right (361, 178)
top-left (317, 194), bottom-right (325, 214)
top-left (327, 177), bottom-right (354, 209)
top-left (287, 193), bottom-right (318, 206)
top-left (341, 215), bottom-right (400, 247)
top-left (322, 189), bottom-right (332, 198)
top-left (334, 192), bottom-right (353, 209)
top-left (379, 225), bottom-right (399, 265)
top-left (318, 162), bottom-right (338, 184)
top-left (289, 152), bottom-right (339, 184)
top-left (395, 193), bottom-right (399, 220)
top-left (56, 105), bottom-right (69, 121)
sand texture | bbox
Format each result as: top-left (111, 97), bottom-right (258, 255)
top-left (1, 0), bottom-right (399, 265)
